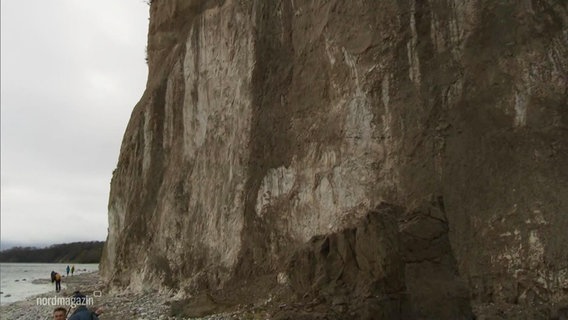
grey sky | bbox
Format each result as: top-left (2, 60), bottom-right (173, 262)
top-left (1, 0), bottom-right (149, 249)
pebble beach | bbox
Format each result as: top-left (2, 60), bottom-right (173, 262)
top-left (0, 272), bottom-right (234, 320)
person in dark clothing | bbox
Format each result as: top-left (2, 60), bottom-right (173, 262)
top-left (68, 305), bottom-right (100, 320)
top-left (68, 292), bottom-right (103, 320)
top-left (50, 271), bottom-right (62, 292)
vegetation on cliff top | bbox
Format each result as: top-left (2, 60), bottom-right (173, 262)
top-left (0, 241), bottom-right (104, 263)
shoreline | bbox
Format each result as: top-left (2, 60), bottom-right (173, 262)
top-left (0, 263), bottom-right (99, 305)
top-left (2, 271), bottom-right (557, 319)
top-left (0, 271), bottom-right (236, 320)
top-left (0, 271), bottom-right (173, 319)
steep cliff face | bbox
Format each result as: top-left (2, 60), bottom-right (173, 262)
top-left (101, 0), bottom-right (567, 317)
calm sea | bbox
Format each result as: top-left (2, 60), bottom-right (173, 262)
top-left (0, 263), bottom-right (98, 305)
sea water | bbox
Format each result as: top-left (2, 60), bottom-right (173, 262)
top-left (0, 263), bottom-right (98, 305)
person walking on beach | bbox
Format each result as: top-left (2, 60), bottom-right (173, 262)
top-left (71, 265), bottom-right (75, 276)
top-left (51, 271), bottom-right (62, 292)
top-left (53, 307), bottom-right (67, 320)
top-left (66, 265), bottom-right (70, 277)
top-left (54, 272), bottom-right (62, 292)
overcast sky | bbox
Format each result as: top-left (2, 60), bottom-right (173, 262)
top-left (1, 0), bottom-right (150, 249)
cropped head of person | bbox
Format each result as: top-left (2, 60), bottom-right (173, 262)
top-left (53, 307), bottom-right (66, 320)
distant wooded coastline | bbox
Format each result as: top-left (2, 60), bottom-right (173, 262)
top-left (0, 241), bottom-right (104, 263)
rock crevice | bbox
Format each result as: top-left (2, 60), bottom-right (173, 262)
top-left (101, 0), bottom-right (568, 318)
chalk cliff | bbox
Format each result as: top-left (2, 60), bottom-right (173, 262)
top-left (101, 0), bottom-right (568, 318)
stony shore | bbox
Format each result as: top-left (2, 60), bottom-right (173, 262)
top-left (2, 270), bottom-right (563, 319)
top-left (0, 272), bottom-right (235, 320)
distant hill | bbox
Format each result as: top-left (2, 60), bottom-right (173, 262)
top-left (0, 241), bottom-right (104, 263)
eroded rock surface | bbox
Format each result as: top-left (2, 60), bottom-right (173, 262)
top-left (285, 205), bottom-right (405, 319)
top-left (101, 0), bottom-right (568, 318)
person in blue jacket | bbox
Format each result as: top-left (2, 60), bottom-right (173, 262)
top-left (68, 292), bottom-right (103, 320)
